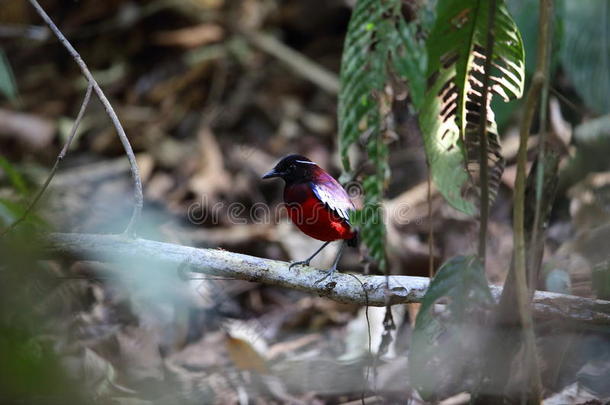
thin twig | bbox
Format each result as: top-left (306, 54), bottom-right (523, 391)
top-left (346, 272), bottom-right (372, 403)
top-left (477, 0), bottom-right (496, 266)
top-left (549, 86), bottom-right (588, 118)
top-left (200, 58), bottom-right (229, 128)
top-left (513, 0), bottom-right (555, 400)
top-left (245, 31), bottom-right (340, 94)
top-left (514, 69), bottom-right (543, 405)
top-left (0, 83), bottom-right (93, 238)
top-left (529, 0), bottom-right (555, 292)
top-left (427, 169), bottom-right (434, 278)
top-left (27, 0), bottom-right (143, 236)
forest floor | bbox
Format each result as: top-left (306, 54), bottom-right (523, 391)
top-left (1, 0), bottom-right (609, 403)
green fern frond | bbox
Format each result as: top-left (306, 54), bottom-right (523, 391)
top-left (420, 0), bottom-right (525, 215)
top-left (339, 0), bottom-right (425, 271)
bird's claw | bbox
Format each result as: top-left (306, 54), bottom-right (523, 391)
top-left (314, 268), bottom-right (336, 285)
top-left (289, 260), bottom-right (310, 270)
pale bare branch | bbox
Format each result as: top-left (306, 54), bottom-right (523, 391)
top-left (43, 232), bottom-right (610, 328)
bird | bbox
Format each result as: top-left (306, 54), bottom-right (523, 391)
top-left (262, 154), bottom-right (357, 282)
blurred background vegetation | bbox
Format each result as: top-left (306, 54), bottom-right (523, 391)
top-left (0, 0), bottom-right (609, 403)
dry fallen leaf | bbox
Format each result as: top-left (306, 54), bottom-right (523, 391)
top-left (225, 334), bottom-right (269, 374)
top-left (0, 108), bottom-right (55, 150)
top-left (188, 126), bottom-right (231, 203)
top-left (154, 24), bottom-right (224, 48)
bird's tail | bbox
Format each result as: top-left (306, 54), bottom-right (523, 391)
top-left (347, 232), bottom-right (358, 247)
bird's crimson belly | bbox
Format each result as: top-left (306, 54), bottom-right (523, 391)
top-left (284, 186), bottom-right (354, 242)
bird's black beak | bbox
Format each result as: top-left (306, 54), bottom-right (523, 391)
top-left (262, 169), bottom-right (281, 179)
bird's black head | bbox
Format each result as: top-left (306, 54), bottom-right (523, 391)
top-left (262, 154), bottom-right (318, 184)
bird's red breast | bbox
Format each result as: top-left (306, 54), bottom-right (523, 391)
top-left (283, 167), bottom-right (356, 243)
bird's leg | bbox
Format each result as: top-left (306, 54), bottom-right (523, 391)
top-left (289, 241), bottom-right (331, 270)
top-left (315, 241), bottom-right (346, 284)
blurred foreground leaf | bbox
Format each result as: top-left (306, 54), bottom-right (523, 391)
top-left (0, 156), bottom-right (28, 195)
top-left (0, 327), bottom-right (73, 401)
top-left (0, 157), bottom-right (45, 230)
top-left (592, 261), bottom-right (610, 301)
top-left (0, 234), bottom-right (83, 403)
top-left (409, 255), bottom-right (494, 399)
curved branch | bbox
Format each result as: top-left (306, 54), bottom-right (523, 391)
top-left (28, 0), bottom-right (143, 236)
top-left (42, 232), bottom-right (610, 327)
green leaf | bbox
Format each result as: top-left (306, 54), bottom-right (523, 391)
top-left (339, 0), bottom-right (426, 270)
top-left (0, 198), bottom-right (45, 230)
top-left (0, 199), bottom-right (23, 225)
top-left (592, 261), bottom-right (610, 300)
top-left (408, 255), bottom-right (494, 399)
top-left (560, 0), bottom-right (610, 114)
top-left (339, 0), bottom-right (426, 167)
top-left (0, 48), bottom-right (18, 102)
top-left (0, 156), bottom-right (28, 195)
top-left (420, 0), bottom-right (525, 215)
top-left (339, 0), bottom-right (389, 172)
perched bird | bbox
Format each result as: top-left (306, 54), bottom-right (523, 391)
top-left (262, 154), bottom-right (357, 281)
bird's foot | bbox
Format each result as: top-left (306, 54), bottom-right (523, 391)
top-left (289, 260), bottom-right (310, 270)
top-left (314, 268), bottom-right (336, 285)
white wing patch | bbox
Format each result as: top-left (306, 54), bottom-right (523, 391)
top-left (310, 181), bottom-right (354, 225)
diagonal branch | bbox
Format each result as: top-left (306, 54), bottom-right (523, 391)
top-left (245, 31), bottom-right (339, 95)
top-left (1, 83), bottom-right (93, 237)
top-left (42, 232), bottom-right (610, 328)
top-left (27, 0), bottom-right (143, 236)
